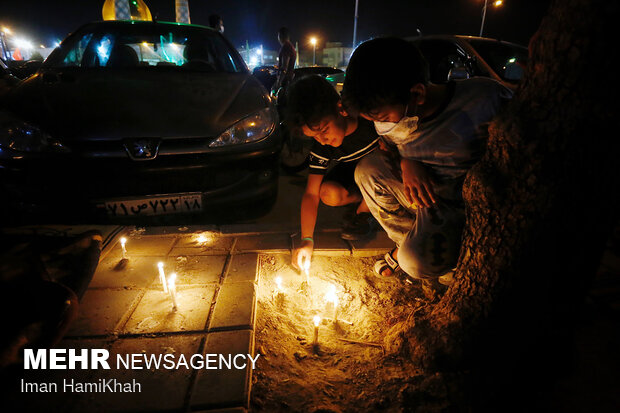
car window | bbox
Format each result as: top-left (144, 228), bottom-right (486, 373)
top-left (415, 39), bottom-right (471, 83)
top-left (467, 39), bottom-right (527, 82)
top-left (62, 33), bottom-right (94, 67)
top-left (49, 23), bottom-right (246, 73)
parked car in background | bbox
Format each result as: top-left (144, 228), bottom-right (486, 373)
top-left (252, 65), bottom-right (277, 91)
top-left (325, 71), bottom-right (345, 94)
top-left (0, 20), bottom-right (281, 223)
top-left (0, 58), bottom-right (20, 95)
top-left (409, 35), bottom-right (527, 89)
top-left (293, 66), bottom-right (343, 80)
top-left (3, 59), bottom-right (43, 80)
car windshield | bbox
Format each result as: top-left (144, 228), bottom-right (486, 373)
top-left (467, 39), bottom-right (528, 82)
top-left (46, 22), bottom-right (246, 73)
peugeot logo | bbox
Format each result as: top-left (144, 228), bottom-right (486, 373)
top-left (123, 138), bottom-right (161, 161)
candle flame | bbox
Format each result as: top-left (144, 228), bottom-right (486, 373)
top-left (168, 273), bottom-right (177, 289)
top-left (196, 233), bottom-right (209, 244)
top-left (275, 276), bottom-right (283, 290)
top-left (157, 261), bottom-right (164, 269)
top-left (313, 315), bottom-right (321, 327)
top-left (325, 284), bottom-right (339, 306)
top-left (120, 237), bottom-right (127, 246)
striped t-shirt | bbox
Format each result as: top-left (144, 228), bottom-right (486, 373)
top-left (308, 118), bottom-right (378, 175)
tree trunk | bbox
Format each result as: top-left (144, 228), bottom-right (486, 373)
top-left (387, 0), bottom-right (620, 408)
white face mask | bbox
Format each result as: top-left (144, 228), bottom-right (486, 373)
top-left (373, 104), bottom-right (420, 146)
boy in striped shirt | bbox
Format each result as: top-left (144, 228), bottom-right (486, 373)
top-left (286, 75), bottom-right (379, 271)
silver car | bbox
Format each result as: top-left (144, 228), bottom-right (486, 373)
top-left (410, 34), bottom-right (527, 89)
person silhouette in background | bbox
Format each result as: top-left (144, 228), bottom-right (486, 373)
top-left (274, 27), bottom-right (296, 97)
top-left (208, 14), bottom-right (224, 34)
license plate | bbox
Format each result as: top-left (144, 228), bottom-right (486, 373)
top-left (101, 193), bottom-right (203, 217)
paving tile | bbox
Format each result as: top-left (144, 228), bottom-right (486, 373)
top-left (167, 255), bottom-right (227, 285)
top-left (68, 289), bottom-right (142, 336)
top-left (235, 233), bottom-right (291, 252)
top-left (107, 235), bottom-right (177, 258)
top-left (219, 223), bottom-right (296, 235)
top-left (174, 233), bottom-right (234, 250)
top-left (291, 231), bottom-right (351, 256)
top-left (225, 254), bottom-right (258, 284)
top-left (139, 225), bottom-right (219, 236)
top-left (69, 335), bottom-right (202, 413)
top-left (209, 282), bottom-right (256, 330)
top-left (191, 330), bottom-right (254, 410)
top-left (123, 286), bottom-right (216, 334)
top-left (89, 255), bottom-right (163, 289)
top-left (349, 230), bottom-right (394, 256)
top-left (314, 231), bottom-right (351, 252)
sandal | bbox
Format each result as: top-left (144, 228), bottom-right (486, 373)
top-left (374, 249), bottom-right (403, 278)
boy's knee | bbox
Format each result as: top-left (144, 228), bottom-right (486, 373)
top-left (319, 183), bottom-right (343, 206)
top-left (354, 153), bottom-right (380, 187)
top-left (398, 237), bottom-right (456, 279)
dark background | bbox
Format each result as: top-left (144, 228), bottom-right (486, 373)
top-left (1, 0), bottom-right (551, 51)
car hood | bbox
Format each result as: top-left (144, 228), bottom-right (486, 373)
top-left (8, 70), bottom-right (269, 142)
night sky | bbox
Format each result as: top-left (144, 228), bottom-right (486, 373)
top-left (1, 0), bottom-right (551, 52)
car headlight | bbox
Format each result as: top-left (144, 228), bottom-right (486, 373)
top-left (209, 107), bottom-right (276, 147)
top-left (0, 119), bottom-right (68, 153)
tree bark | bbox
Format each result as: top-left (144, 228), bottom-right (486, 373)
top-left (387, 0), bottom-right (620, 407)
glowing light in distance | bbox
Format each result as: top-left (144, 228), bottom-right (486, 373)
top-left (14, 38), bottom-right (33, 50)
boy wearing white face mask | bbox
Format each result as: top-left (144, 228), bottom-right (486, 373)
top-left (343, 37), bottom-right (512, 291)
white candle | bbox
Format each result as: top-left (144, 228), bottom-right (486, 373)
top-left (312, 315), bottom-right (321, 346)
top-left (168, 272), bottom-right (178, 310)
top-left (303, 258), bottom-right (310, 284)
top-left (120, 237), bottom-right (128, 259)
top-left (325, 284), bottom-right (339, 322)
top-left (157, 262), bottom-right (168, 293)
top-left (275, 276), bottom-right (283, 293)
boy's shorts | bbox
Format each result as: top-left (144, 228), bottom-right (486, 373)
top-left (323, 161), bottom-right (361, 196)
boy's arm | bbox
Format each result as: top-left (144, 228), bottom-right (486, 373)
top-left (401, 158), bottom-right (436, 208)
top-left (300, 174), bottom-right (323, 239)
top-left (292, 174), bottom-right (323, 270)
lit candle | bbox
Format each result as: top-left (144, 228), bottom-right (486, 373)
top-left (275, 276), bottom-right (284, 293)
top-left (303, 258), bottom-right (310, 284)
top-left (120, 237), bottom-right (128, 259)
top-left (196, 233), bottom-right (208, 244)
top-left (325, 284), bottom-right (339, 322)
top-left (157, 262), bottom-right (168, 293)
top-left (312, 315), bottom-right (321, 346)
top-left (168, 272), bottom-right (178, 310)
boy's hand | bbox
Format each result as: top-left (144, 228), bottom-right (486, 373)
top-left (401, 158), bottom-right (436, 208)
top-left (292, 240), bottom-right (314, 271)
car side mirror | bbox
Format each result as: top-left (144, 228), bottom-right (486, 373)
top-left (448, 67), bottom-right (470, 81)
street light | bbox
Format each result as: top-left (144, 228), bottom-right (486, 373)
top-left (479, 0), bottom-right (503, 37)
top-left (310, 37), bottom-right (317, 66)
